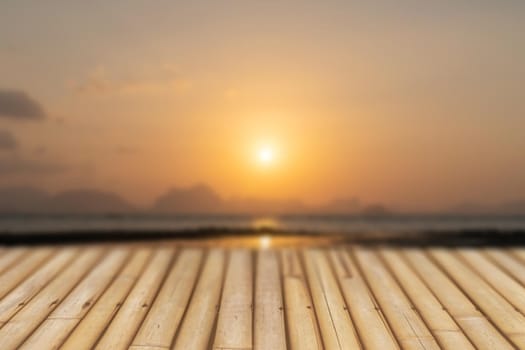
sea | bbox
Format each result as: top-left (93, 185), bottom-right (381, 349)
top-left (1, 214), bottom-right (525, 234)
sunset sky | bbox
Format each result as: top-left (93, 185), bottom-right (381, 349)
top-left (0, 1), bottom-right (524, 211)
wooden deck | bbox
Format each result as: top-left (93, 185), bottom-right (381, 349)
top-left (1, 238), bottom-right (525, 349)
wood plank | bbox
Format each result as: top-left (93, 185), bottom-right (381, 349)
top-left (281, 248), bottom-right (323, 350)
top-left (0, 248), bottom-right (28, 275)
top-left (0, 242), bottom-right (523, 350)
top-left (303, 249), bottom-right (361, 349)
top-left (458, 248), bottom-right (525, 314)
top-left (0, 248), bottom-right (103, 350)
top-left (485, 248), bottom-right (525, 286)
top-left (379, 248), bottom-right (474, 350)
top-left (0, 248), bottom-right (77, 326)
top-left (429, 248), bottom-right (525, 348)
top-left (254, 250), bottom-right (286, 350)
top-left (19, 249), bottom-right (130, 350)
top-left (130, 249), bottom-right (203, 349)
top-left (0, 248), bottom-right (53, 299)
top-left (353, 247), bottom-right (440, 350)
top-left (328, 249), bottom-right (398, 350)
top-left (511, 248), bottom-right (525, 264)
top-left (60, 249), bottom-right (153, 350)
top-left (173, 249), bottom-right (226, 350)
top-left (94, 248), bottom-right (175, 350)
top-left (212, 249), bottom-right (253, 350)
top-left (403, 249), bottom-right (514, 350)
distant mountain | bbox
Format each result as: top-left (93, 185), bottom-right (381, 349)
top-left (0, 183), bottom-right (396, 215)
top-left (152, 184), bottom-right (308, 214)
top-left (448, 200), bottom-right (498, 215)
top-left (498, 200), bottom-right (525, 215)
top-left (317, 197), bottom-right (361, 214)
top-left (49, 189), bottom-right (136, 214)
top-left (0, 186), bottom-right (50, 213)
top-left (152, 184), bottom-right (391, 215)
top-left (153, 184), bottom-right (223, 213)
top-left (449, 200), bottom-right (525, 215)
top-left (360, 203), bottom-right (392, 217)
top-left (0, 187), bottom-right (135, 214)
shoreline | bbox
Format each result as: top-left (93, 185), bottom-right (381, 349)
top-left (2, 228), bottom-right (525, 247)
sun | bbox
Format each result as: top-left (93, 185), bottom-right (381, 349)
top-left (258, 147), bottom-right (274, 165)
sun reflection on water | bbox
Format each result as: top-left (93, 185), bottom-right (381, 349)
top-left (259, 235), bottom-right (272, 249)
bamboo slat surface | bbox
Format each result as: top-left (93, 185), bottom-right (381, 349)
top-left (0, 240), bottom-right (525, 349)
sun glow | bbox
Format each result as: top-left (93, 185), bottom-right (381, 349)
top-left (258, 147), bottom-right (274, 164)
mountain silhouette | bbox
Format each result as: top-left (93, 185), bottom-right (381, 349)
top-left (151, 184), bottom-right (390, 215)
top-left (49, 189), bottom-right (135, 213)
top-left (0, 187), bottom-right (135, 214)
top-left (317, 197), bottom-right (361, 214)
top-left (498, 200), bottom-right (525, 215)
top-left (449, 200), bottom-right (525, 215)
top-left (0, 187), bottom-right (50, 213)
top-left (153, 184), bottom-right (223, 213)
top-left (0, 183), bottom-right (399, 215)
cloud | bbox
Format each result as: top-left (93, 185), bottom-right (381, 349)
top-left (70, 66), bottom-right (191, 96)
top-left (71, 68), bottom-right (112, 95)
top-left (0, 89), bottom-right (46, 120)
top-left (0, 157), bottom-right (67, 175)
top-left (0, 130), bottom-right (17, 150)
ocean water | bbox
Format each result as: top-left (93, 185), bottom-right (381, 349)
top-left (1, 214), bottom-right (525, 234)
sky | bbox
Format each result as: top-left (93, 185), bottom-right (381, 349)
top-left (0, 0), bottom-right (524, 211)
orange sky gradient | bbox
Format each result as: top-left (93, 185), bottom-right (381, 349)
top-left (0, 1), bottom-right (524, 212)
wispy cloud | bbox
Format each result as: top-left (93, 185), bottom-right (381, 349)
top-left (70, 66), bottom-right (191, 96)
top-left (0, 89), bottom-right (47, 120)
